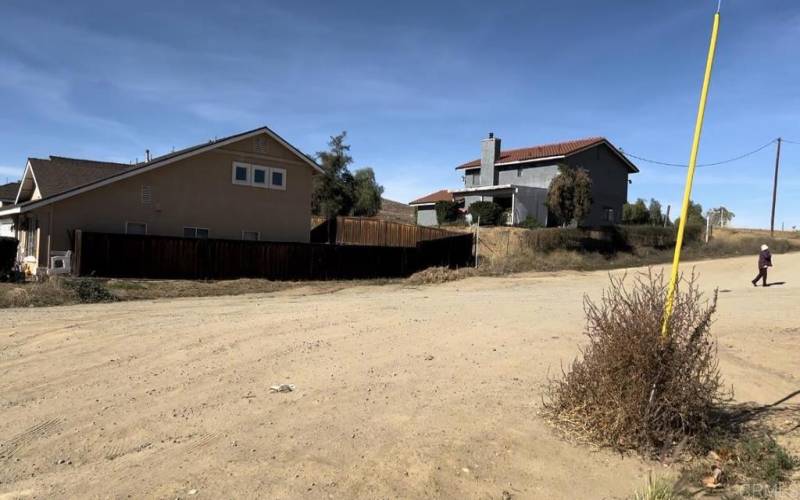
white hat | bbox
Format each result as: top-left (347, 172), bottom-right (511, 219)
top-left (761, 244), bottom-right (769, 251)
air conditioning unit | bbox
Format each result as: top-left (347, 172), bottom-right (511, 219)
top-left (48, 251), bottom-right (72, 275)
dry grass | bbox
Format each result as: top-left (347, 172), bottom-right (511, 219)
top-left (543, 270), bottom-right (728, 455)
top-left (405, 266), bottom-right (477, 285)
top-left (474, 227), bottom-right (800, 276)
top-left (0, 277), bottom-right (398, 309)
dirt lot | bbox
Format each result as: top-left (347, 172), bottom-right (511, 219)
top-left (1, 254), bottom-right (798, 499)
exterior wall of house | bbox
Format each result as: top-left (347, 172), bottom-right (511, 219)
top-left (463, 169), bottom-right (481, 188)
top-left (564, 144), bottom-right (630, 227)
top-left (27, 134), bottom-right (316, 267)
top-left (497, 163), bottom-right (560, 188)
top-left (414, 205), bottom-right (438, 226)
top-left (512, 186), bottom-right (548, 225)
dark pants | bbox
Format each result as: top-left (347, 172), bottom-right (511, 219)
top-left (752, 267), bottom-right (768, 286)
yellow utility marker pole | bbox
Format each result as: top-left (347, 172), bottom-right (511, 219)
top-left (661, 5), bottom-right (721, 338)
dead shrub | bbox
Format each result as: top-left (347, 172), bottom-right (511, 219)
top-left (543, 270), bottom-right (729, 456)
top-left (406, 266), bottom-right (475, 285)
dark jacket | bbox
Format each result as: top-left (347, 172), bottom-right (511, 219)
top-left (758, 250), bottom-right (772, 269)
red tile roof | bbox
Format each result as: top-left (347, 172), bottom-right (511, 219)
top-left (409, 189), bottom-right (453, 205)
top-left (456, 137), bottom-right (606, 169)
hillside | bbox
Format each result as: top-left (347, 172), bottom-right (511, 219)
top-left (378, 198), bottom-right (415, 224)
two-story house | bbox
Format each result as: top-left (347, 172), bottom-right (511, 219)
top-left (0, 126), bottom-right (322, 275)
top-left (410, 134), bottom-right (638, 227)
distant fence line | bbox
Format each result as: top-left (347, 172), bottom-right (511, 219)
top-left (311, 216), bottom-right (457, 247)
top-left (74, 230), bottom-right (473, 280)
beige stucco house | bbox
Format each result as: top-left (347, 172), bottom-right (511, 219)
top-left (0, 126), bottom-right (323, 275)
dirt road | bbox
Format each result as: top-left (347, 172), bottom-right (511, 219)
top-left (1, 254), bottom-right (798, 499)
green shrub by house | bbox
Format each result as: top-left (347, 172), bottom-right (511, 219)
top-left (0, 237), bottom-right (18, 281)
top-left (434, 200), bottom-right (460, 225)
top-left (519, 216), bottom-right (543, 229)
top-left (468, 201), bottom-right (504, 226)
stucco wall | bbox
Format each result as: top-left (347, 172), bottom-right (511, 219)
top-left (497, 163), bottom-right (559, 189)
top-left (29, 134), bottom-right (315, 265)
top-left (513, 186), bottom-right (548, 225)
top-left (415, 206), bottom-right (438, 227)
top-left (565, 144), bottom-right (630, 227)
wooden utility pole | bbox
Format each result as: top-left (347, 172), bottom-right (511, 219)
top-left (770, 138), bottom-right (782, 236)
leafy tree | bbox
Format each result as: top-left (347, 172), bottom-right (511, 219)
top-left (312, 132), bottom-right (385, 218)
top-left (622, 198), bottom-right (650, 225)
top-left (707, 206), bottom-right (735, 228)
top-left (674, 200), bottom-right (706, 228)
top-left (648, 198), bottom-right (664, 226)
top-left (312, 132), bottom-right (354, 218)
top-left (351, 167), bottom-right (384, 216)
top-left (546, 165), bottom-right (593, 226)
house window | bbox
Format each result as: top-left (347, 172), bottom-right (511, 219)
top-left (603, 208), bottom-right (615, 223)
top-left (517, 168), bottom-right (523, 177)
top-left (126, 222), bottom-right (147, 235)
top-left (252, 165), bottom-right (268, 187)
top-left (270, 167), bottom-right (286, 190)
top-left (25, 226), bottom-right (37, 257)
top-left (184, 227), bottom-right (209, 239)
top-left (242, 231), bottom-right (260, 241)
top-left (232, 162), bottom-right (250, 185)
top-left (232, 161), bottom-right (286, 190)
top-left (141, 185), bottom-right (152, 204)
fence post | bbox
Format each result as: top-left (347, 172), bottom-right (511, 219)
top-left (474, 216), bottom-right (480, 268)
top-left (73, 229), bottom-right (82, 276)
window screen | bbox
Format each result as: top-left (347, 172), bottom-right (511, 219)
top-left (126, 222), bottom-right (147, 235)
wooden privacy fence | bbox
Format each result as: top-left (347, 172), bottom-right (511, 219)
top-left (74, 230), bottom-right (473, 280)
top-left (311, 216), bottom-right (457, 247)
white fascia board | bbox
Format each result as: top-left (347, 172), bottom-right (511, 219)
top-left (0, 205), bottom-right (21, 216)
top-left (494, 155), bottom-right (565, 167)
top-left (451, 184), bottom-right (515, 194)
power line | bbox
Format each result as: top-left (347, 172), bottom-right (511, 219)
top-left (621, 139), bottom-right (777, 168)
top-left (781, 138), bottom-right (800, 145)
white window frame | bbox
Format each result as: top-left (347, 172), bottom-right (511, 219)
top-left (125, 221), bottom-right (148, 235)
top-left (184, 226), bottom-right (210, 239)
top-left (251, 165), bottom-right (269, 188)
top-left (269, 167), bottom-right (287, 190)
top-left (232, 162), bottom-right (250, 185)
top-left (242, 231), bottom-right (260, 241)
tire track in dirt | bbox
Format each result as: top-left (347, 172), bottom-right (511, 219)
top-left (0, 418), bottom-right (61, 460)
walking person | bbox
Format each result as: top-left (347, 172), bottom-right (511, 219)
top-left (751, 244), bottom-right (772, 287)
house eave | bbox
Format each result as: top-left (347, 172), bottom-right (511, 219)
top-left (456, 155), bottom-right (566, 170)
top-left (6, 126), bottom-right (323, 213)
top-left (451, 184), bottom-right (516, 195)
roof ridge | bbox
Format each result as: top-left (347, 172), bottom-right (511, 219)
top-left (48, 155), bottom-right (135, 166)
top-left (496, 136), bottom-right (606, 155)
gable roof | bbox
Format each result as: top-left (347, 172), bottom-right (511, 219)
top-left (455, 137), bottom-right (639, 173)
top-left (409, 189), bottom-right (453, 206)
top-left (0, 182), bottom-right (20, 203)
top-left (28, 157), bottom-right (137, 199)
top-left (1, 126), bottom-right (322, 216)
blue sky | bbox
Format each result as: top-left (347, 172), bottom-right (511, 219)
top-left (1, 1), bottom-right (798, 228)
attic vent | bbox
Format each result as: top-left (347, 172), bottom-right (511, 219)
top-left (141, 185), bottom-right (153, 205)
top-left (255, 136), bottom-right (267, 154)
